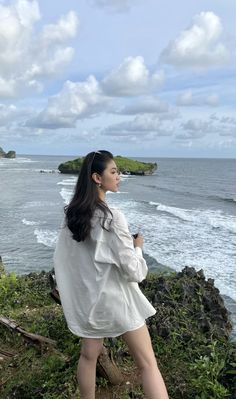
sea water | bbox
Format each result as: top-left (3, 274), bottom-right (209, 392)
top-left (0, 155), bottom-right (235, 338)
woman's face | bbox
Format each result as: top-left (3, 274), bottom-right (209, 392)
top-left (100, 159), bottom-right (120, 193)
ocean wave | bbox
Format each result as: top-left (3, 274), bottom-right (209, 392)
top-left (114, 199), bottom-right (236, 307)
top-left (60, 187), bottom-right (73, 204)
top-left (156, 203), bottom-right (197, 222)
top-left (145, 184), bottom-right (193, 197)
top-left (0, 167), bottom-right (32, 171)
top-left (10, 157), bottom-right (37, 163)
top-left (34, 229), bottom-right (58, 248)
top-left (57, 177), bottom-right (77, 186)
top-left (149, 202), bottom-right (236, 234)
top-left (107, 191), bottom-right (128, 194)
top-left (209, 195), bottom-right (236, 204)
top-left (149, 201), bottom-right (160, 206)
top-left (22, 200), bottom-right (58, 208)
top-left (120, 174), bottom-right (135, 180)
top-left (22, 219), bottom-right (40, 226)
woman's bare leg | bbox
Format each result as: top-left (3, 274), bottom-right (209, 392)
top-left (77, 337), bottom-right (104, 399)
top-left (122, 324), bottom-right (169, 399)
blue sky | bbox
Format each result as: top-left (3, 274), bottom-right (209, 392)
top-left (0, 0), bottom-right (235, 157)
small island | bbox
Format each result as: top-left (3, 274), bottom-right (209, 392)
top-left (58, 155), bottom-right (157, 175)
top-left (0, 147), bottom-right (16, 159)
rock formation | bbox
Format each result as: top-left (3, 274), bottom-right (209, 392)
top-left (0, 147), bottom-right (16, 158)
top-left (58, 155), bottom-right (157, 175)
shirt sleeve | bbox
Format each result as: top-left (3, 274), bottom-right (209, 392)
top-left (109, 209), bottom-right (148, 283)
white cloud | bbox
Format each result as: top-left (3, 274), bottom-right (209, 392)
top-left (206, 94), bottom-right (219, 106)
top-left (102, 56), bottom-right (164, 96)
top-left (117, 97), bottom-right (180, 121)
top-left (40, 11), bottom-right (79, 46)
top-left (25, 56), bottom-right (167, 129)
top-left (220, 116), bottom-right (236, 125)
top-left (0, 0), bottom-right (79, 99)
top-left (14, 0), bottom-right (40, 26)
top-left (26, 76), bottom-right (110, 129)
top-left (117, 97), bottom-right (168, 114)
top-left (0, 103), bottom-right (31, 127)
top-left (182, 118), bottom-right (213, 132)
top-left (0, 78), bottom-right (16, 98)
top-left (0, 104), bottom-right (17, 126)
top-left (177, 90), bottom-right (193, 106)
top-left (160, 11), bottom-right (229, 69)
top-left (101, 115), bottom-right (173, 138)
top-left (176, 115), bottom-right (236, 140)
top-left (219, 128), bottom-right (236, 137)
top-left (177, 90), bottom-right (219, 107)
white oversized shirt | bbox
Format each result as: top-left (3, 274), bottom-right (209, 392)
top-left (54, 207), bottom-right (156, 338)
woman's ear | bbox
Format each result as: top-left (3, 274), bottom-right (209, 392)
top-left (91, 172), bottom-right (101, 185)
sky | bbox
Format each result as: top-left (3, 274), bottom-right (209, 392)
top-left (0, 0), bottom-right (236, 157)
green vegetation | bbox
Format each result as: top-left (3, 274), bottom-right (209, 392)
top-left (58, 155), bottom-right (157, 175)
top-left (58, 157), bottom-right (83, 174)
top-left (0, 266), bottom-right (235, 399)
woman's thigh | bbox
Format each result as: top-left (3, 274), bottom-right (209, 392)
top-left (80, 337), bottom-right (104, 360)
top-left (122, 324), bottom-right (157, 369)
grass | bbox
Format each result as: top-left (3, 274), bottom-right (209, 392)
top-left (0, 268), bottom-right (235, 399)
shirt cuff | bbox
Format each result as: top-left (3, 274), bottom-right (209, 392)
top-left (134, 246), bottom-right (143, 257)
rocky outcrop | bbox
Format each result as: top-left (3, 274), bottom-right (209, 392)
top-left (141, 266), bottom-right (232, 340)
top-left (58, 155), bottom-right (157, 175)
top-left (140, 266), bottom-right (235, 398)
top-left (0, 256), bottom-right (5, 275)
top-left (0, 147), bottom-right (16, 158)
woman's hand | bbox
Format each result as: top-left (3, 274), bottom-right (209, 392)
top-left (133, 233), bottom-right (144, 249)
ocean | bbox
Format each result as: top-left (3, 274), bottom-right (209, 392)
top-left (0, 155), bottom-right (235, 339)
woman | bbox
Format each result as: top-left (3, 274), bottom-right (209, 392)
top-left (54, 150), bottom-right (169, 399)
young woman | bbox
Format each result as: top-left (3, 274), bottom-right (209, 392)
top-left (54, 150), bottom-right (169, 399)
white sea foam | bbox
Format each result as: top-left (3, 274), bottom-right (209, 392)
top-left (60, 187), bottom-right (73, 204)
top-left (107, 198), bottom-right (236, 302)
top-left (0, 167), bottom-right (31, 171)
top-left (107, 191), bottom-right (128, 194)
top-left (22, 219), bottom-right (39, 226)
top-left (58, 184), bottom-right (127, 203)
top-left (22, 200), bottom-right (57, 208)
top-left (120, 174), bottom-right (135, 180)
top-left (151, 202), bottom-right (236, 235)
top-left (57, 177), bottom-right (77, 186)
top-left (34, 229), bottom-right (58, 248)
top-left (12, 157), bottom-right (37, 163)
top-left (149, 201), bottom-right (159, 206)
top-left (0, 157), bottom-right (36, 168)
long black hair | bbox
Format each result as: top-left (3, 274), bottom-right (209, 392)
top-left (64, 150), bottom-right (114, 242)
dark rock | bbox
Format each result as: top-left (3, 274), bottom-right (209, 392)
top-left (142, 264), bottom-right (233, 341)
top-left (6, 150), bottom-right (16, 158)
top-left (0, 255), bottom-right (6, 275)
top-left (0, 147), bottom-right (16, 158)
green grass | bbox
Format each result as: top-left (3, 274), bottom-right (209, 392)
top-left (0, 268), bottom-right (235, 399)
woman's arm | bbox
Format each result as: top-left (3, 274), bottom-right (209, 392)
top-left (109, 210), bottom-right (148, 283)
